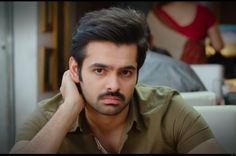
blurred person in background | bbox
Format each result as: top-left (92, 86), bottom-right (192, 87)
top-left (147, 1), bottom-right (224, 64)
top-left (138, 27), bottom-right (206, 92)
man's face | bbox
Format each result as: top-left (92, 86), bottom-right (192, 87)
top-left (79, 41), bottom-right (138, 116)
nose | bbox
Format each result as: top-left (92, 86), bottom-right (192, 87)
top-left (106, 74), bottom-right (120, 92)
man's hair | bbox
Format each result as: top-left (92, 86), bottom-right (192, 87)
top-left (71, 7), bottom-right (148, 71)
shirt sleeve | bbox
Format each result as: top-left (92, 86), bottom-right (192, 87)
top-left (199, 3), bottom-right (217, 28)
top-left (163, 94), bottom-right (214, 153)
top-left (15, 93), bottom-right (63, 142)
top-left (15, 107), bottom-right (48, 142)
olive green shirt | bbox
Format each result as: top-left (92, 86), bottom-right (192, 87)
top-left (16, 84), bottom-right (214, 154)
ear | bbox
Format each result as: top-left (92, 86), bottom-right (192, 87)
top-left (69, 56), bottom-right (80, 83)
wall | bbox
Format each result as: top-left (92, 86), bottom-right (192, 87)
top-left (13, 2), bottom-right (38, 135)
top-left (0, 2), bottom-right (14, 153)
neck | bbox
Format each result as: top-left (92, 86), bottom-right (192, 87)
top-left (85, 102), bottom-right (131, 154)
top-left (85, 104), bottom-right (129, 134)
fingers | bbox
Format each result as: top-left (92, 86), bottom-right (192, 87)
top-left (60, 70), bottom-right (80, 99)
top-left (60, 70), bottom-right (74, 95)
top-left (60, 70), bottom-right (68, 93)
top-left (58, 70), bottom-right (85, 119)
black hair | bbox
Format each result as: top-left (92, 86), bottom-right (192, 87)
top-left (71, 7), bottom-right (148, 78)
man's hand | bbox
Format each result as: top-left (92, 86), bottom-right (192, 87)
top-left (60, 70), bottom-right (84, 113)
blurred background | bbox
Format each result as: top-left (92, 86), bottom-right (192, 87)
top-left (1, 1), bottom-right (236, 153)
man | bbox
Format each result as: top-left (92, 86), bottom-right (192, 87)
top-left (10, 7), bottom-right (224, 154)
top-left (138, 29), bottom-right (206, 92)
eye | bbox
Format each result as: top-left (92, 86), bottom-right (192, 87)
top-left (121, 69), bottom-right (132, 77)
top-left (94, 68), bottom-right (105, 75)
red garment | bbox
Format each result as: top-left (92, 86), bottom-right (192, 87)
top-left (153, 3), bottom-right (217, 41)
top-left (181, 40), bottom-right (207, 64)
top-left (152, 3), bottom-right (217, 64)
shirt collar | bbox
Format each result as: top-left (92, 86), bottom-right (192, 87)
top-left (125, 94), bottom-right (145, 132)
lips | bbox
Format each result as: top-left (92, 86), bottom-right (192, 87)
top-left (101, 96), bottom-right (121, 105)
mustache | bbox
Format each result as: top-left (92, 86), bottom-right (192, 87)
top-left (98, 91), bottom-right (125, 102)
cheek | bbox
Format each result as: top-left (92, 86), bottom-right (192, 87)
top-left (80, 75), bottom-right (102, 99)
top-left (80, 82), bottom-right (99, 104)
top-left (127, 75), bottom-right (137, 87)
top-left (122, 79), bottom-right (136, 98)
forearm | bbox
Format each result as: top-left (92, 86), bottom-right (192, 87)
top-left (10, 102), bottom-right (81, 154)
top-left (208, 24), bottom-right (224, 52)
top-left (188, 138), bottom-right (225, 154)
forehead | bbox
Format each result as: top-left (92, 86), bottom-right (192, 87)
top-left (83, 41), bottom-right (138, 68)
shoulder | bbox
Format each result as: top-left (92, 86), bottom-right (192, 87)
top-left (197, 2), bottom-right (215, 17)
top-left (134, 83), bottom-right (213, 153)
top-left (143, 52), bottom-right (190, 71)
top-left (38, 93), bottom-right (64, 120)
top-left (135, 83), bottom-right (179, 97)
top-left (145, 51), bottom-right (173, 65)
top-left (196, 3), bottom-right (217, 28)
top-left (197, 2), bottom-right (211, 11)
top-left (134, 83), bottom-right (198, 117)
top-left (135, 83), bottom-right (181, 111)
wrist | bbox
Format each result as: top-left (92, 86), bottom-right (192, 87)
top-left (57, 102), bottom-right (82, 132)
top-left (61, 99), bottom-right (84, 114)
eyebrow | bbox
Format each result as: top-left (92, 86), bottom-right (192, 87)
top-left (89, 63), bottom-right (136, 70)
top-left (122, 65), bottom-right (136, 71)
